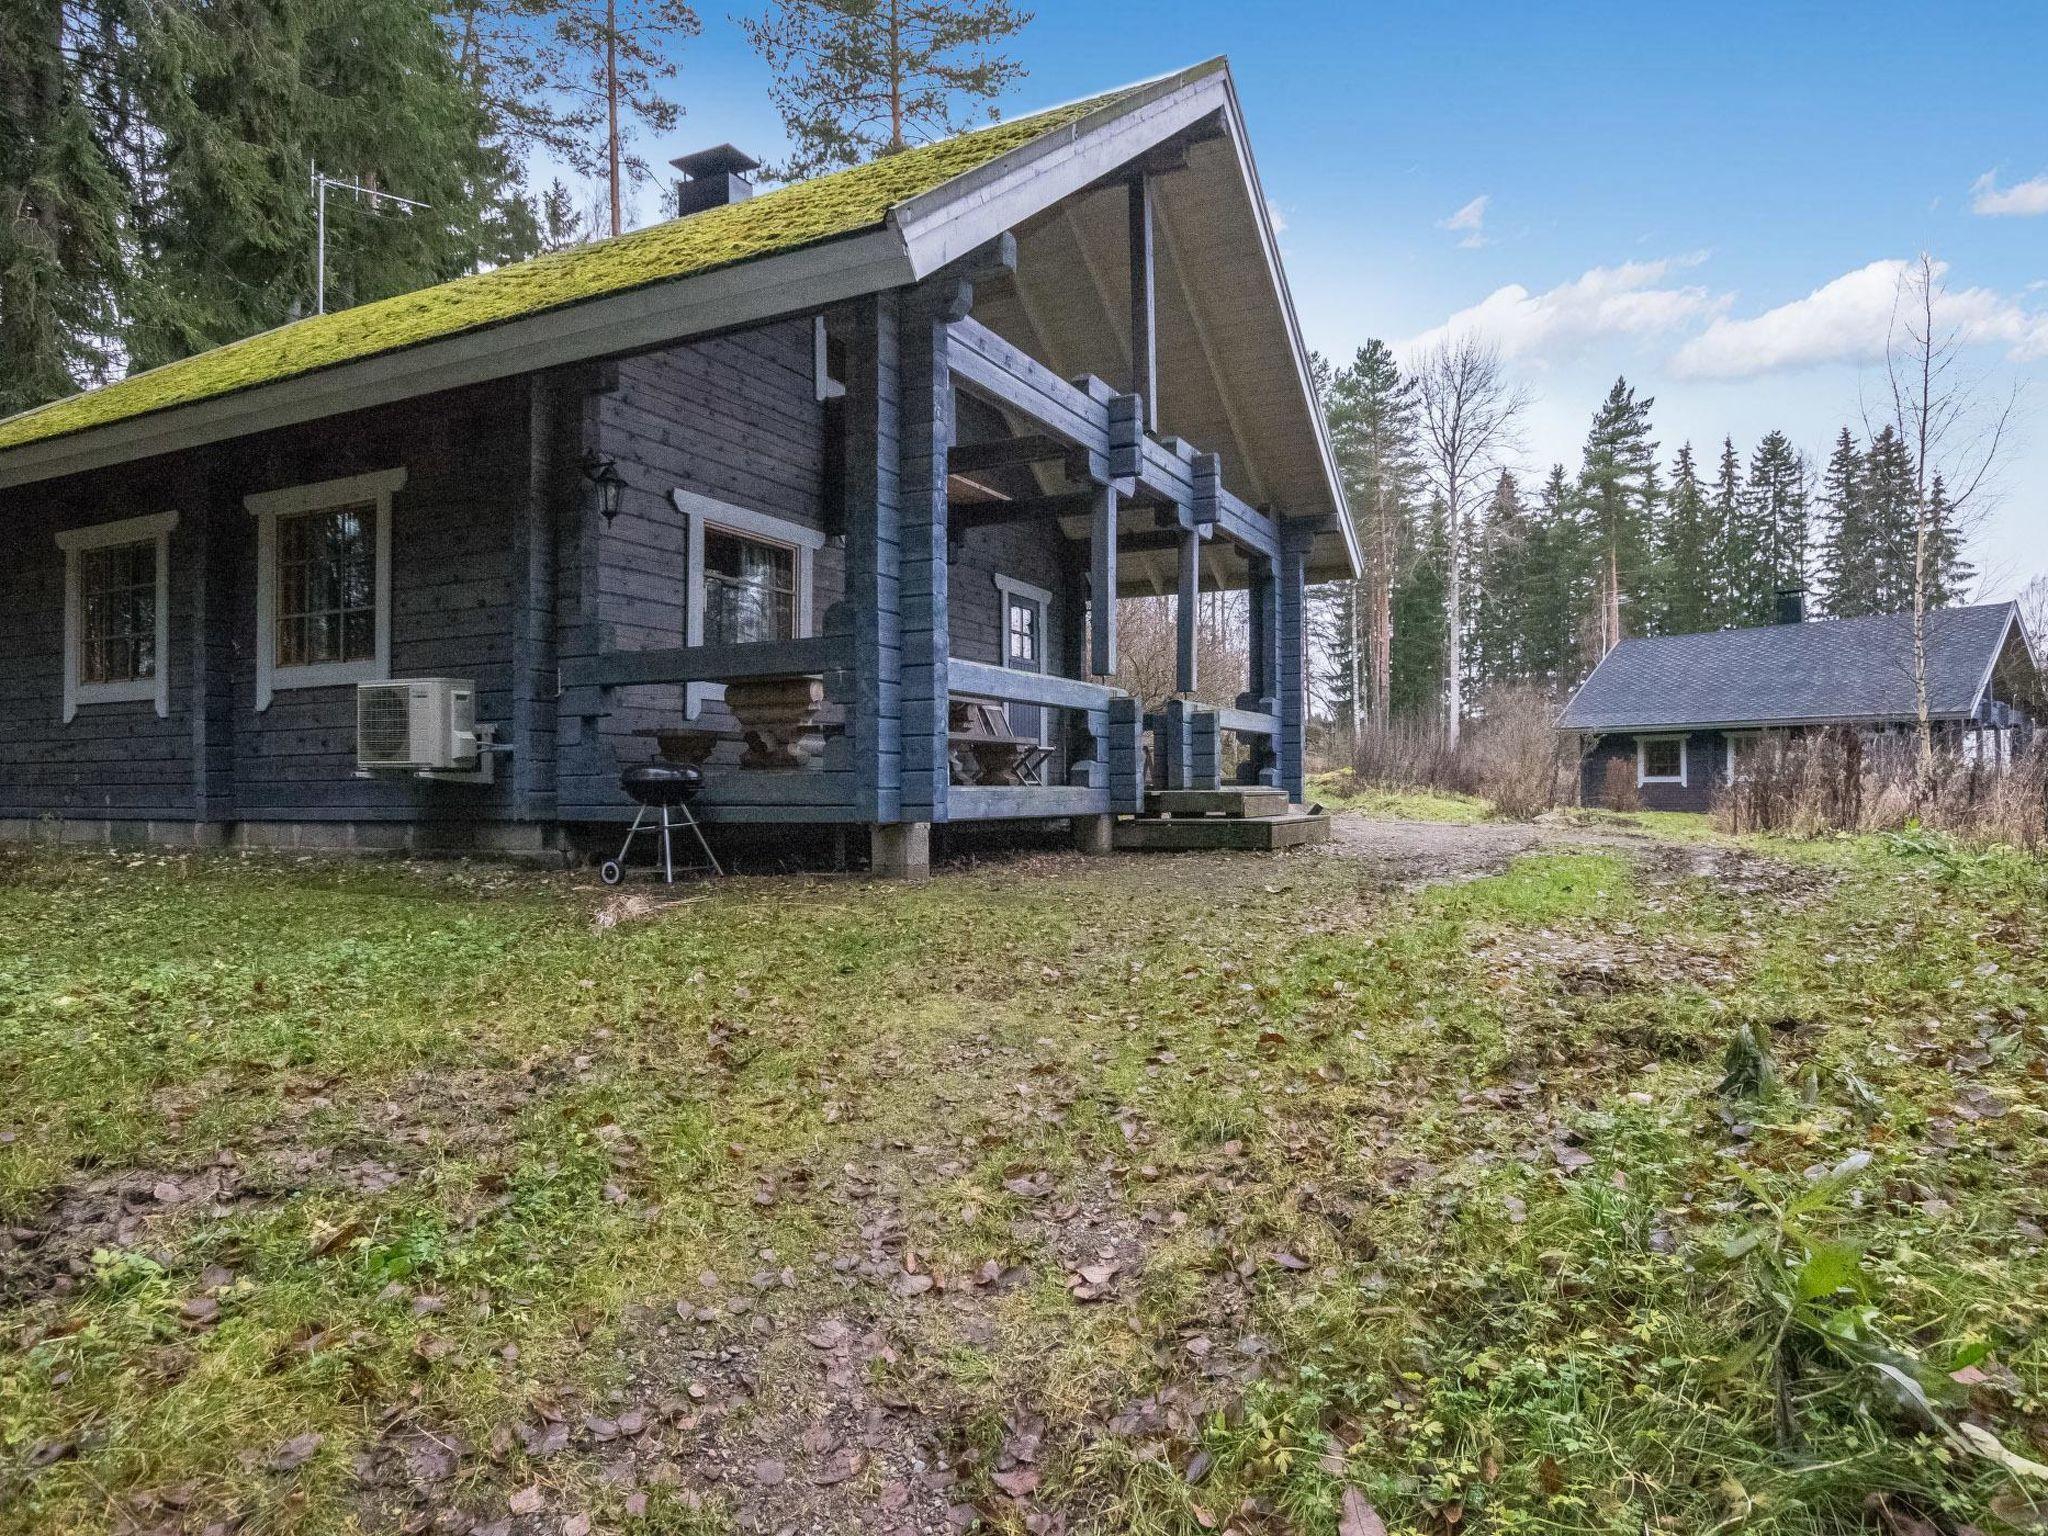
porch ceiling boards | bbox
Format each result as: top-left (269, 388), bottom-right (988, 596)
top-left (969, 131), bottom-right (1350, 584)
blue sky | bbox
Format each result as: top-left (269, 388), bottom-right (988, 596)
top-left (592, 0), bottom-right (2048, 597)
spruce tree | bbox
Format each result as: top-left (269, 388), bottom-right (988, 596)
top-left (123, 0), bottom-right (540, 368)
top-left (1922, 474), bottom-right (1974, 607)
top-left (1861, 427), bottom-right (1919, 616)
top-left (1389, 497), bottom-right (1450, 723)
top-left (1707, 437), bottom-right (1743, 627)
top-left (1729, 431), bottom-right (1807, 624)
top-left (1815, 428), bottom-right (1869, 617)
top-left (1320, 339), bottom-right (1420, 732)
top-left (0, 0), bottom-right (132, 413)
top-left (1470, 471), bottom-right (1530, 688)
top-left (1657, 444), bottom-right (1715, 634)
top-left (1577, 377), bottom-right (1661, 649)
top-left (740, 0), bottom-right (1032, 180)
top-left (1524, 464), bottom-right (1587, 687)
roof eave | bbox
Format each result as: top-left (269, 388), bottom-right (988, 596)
top-left (1557, 711), bottom-right (1983, 733)
top-left (895, 59), bottom-right (1357, 575)
top-left (0, 227), bottom-right (914, 492)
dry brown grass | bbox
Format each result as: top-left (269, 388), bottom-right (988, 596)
top-left (1338, 686), bottom-right (1573, 819)
top-left (1714, 730), bottom-right (2047, 849)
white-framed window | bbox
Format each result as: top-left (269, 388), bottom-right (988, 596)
top-left (672, 489), bottom-right (826, 718)
top-left (246, 467), bottom-right (404, 710)
top-left (1724, 730), bottom-right (1764, 784)
top-left (994, 573), bottom-right (1053, 746)
top-left (57, 511), bottom-right (177, 723)
top-left (1636, 734), bottom-right (1687, 787)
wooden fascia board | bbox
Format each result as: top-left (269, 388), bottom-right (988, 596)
top-left (0, 227), bottom-right (911, 491)
top-left (892, 68), bottom-right (1233, 280)
top-left (1208, 75), bottom-right (1358, 579)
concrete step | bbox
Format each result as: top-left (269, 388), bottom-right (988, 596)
top-left (1141, 786), bottom-right (1290, 819)
top-left (1114, 809), bottom-right (1333, 852)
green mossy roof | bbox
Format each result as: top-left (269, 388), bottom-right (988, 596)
top-left (0, 76), bottom-right (1173, 456)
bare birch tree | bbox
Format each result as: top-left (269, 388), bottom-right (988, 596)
top-left (1413, 335), bottom-right (1525, 745)
top-left (1875, 253), bottom-right (2013, 768)
top-left (2020, 574), bottom-right (2048, 652)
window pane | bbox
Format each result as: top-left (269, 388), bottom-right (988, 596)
top-left (1642, 740), bottom-right (1681, 778)
top-left (77, 539), bottom-right (157, 684)
top-left (1007, 597), bottom-right (1038, 665)
top-left (276, 503), bottom-right (376, 667)
top-left (703, 528), bottom-right (795, 646)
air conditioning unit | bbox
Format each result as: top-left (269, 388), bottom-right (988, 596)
top-left (357, 678), bottom-right (478, 772)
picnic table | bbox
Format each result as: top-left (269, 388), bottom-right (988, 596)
top-left (650, 674), bottom-right (829, 769)
top-left (949, 695), bottom-right (1050, 787)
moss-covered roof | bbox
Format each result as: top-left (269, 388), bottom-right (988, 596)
top-left (0, 76), bottom-right (1172, 456)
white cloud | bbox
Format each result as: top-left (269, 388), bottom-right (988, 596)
top-left (1670, 257), bottom-right (2048, 379)
top-left (1438, 194), bottom-right (1490, 248)
top-left (1394, 256), bottom-right (1725, 366)
top-left (1972, 170), bottom-right (2048, 216)
top-left (1265, 198), bottom-right (1289, 236)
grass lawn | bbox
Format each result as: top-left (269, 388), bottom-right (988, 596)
top-left (2, 829), bottom-right (2046, 1535)
top-left (1304, 772), bottom-right (1491, 824)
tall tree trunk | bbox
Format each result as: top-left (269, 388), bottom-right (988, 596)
top-left (1446, 474), bottom-right (1463, 747)
top-left (886, 0), bottom-right (903, 151)
top-left (605, 0), bottom-right (621, 237)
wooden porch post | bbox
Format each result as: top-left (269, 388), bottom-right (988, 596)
top-left (839, 293), bottom-right (906, 849)
top-left (1128, 174), bottom-right (1158, 434)
top-left (1090, 482), bottom-right (1119, 677)
top-left (1175, 529), bottom-right (1199, 695)
top-left (899, 281), bottom-right (966, 834)
top-left (1277, 520), bottom-right (1312, 801)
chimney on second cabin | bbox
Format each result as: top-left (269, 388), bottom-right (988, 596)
top-left (670, 144), bottom-right (760, 216)
top-left (1775, 588), bottom-right (1807, 625)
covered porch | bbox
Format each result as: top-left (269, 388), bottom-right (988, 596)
top-left (555, 113), bottom-right (1349, 877)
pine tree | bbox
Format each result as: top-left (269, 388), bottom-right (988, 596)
top-left (441, 0), bottom-right (601, 167)
top-left (1815, 428), bottom-right (1869, 617)
top-left (1578, 377), bottom-right (1660, 649)
top-left (1319, 339), bottom-right (1420, 733)
top-left (740, 0), bottom-right (1032, 180)
top-left (550, 0), bottom-right (701, 235)
top-left (1657, 444), bottom-right (1715, 634)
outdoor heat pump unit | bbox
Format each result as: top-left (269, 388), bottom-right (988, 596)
top-left (356, 678), bottom-right (483, 775)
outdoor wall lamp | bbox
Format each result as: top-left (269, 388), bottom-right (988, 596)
top-left (581, 452), bottom-right (625, 523)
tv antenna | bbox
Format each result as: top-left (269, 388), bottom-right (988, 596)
top-left (310, 162), bottom-right (430, 315)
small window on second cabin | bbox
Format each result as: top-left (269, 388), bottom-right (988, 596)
top-left (702, 527), bottom-right (796, 646)
top-left (1638, 736), bottom-right (1685, 783)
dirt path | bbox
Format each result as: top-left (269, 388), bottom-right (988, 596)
top-left (1317, 812), bottom-right (1693, 883)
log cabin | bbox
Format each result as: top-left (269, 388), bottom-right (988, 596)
top-left (0, 60), bottom-right (1356, 877)
top-left (1559, 597), bottom-right (2041, 812)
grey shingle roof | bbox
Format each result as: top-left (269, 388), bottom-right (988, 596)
top-left (1556, 602), bottom-right (2022, 732)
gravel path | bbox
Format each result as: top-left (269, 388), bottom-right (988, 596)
top-left (1317, 813), bottom-right (1680, 884)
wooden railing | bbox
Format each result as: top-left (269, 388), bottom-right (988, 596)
top-left (945, 659), bottom-right (1119, 821)
top-left (945, 317), bottom-right (1279, 559)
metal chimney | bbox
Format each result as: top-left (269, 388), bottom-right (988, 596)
top-left (670, 144), bottom-right (760, 216)
top-left (1774, 588), bottom-right (1807, 624)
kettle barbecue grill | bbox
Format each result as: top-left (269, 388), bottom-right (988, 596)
top-left (600, 764), bottom-right (722, 884)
